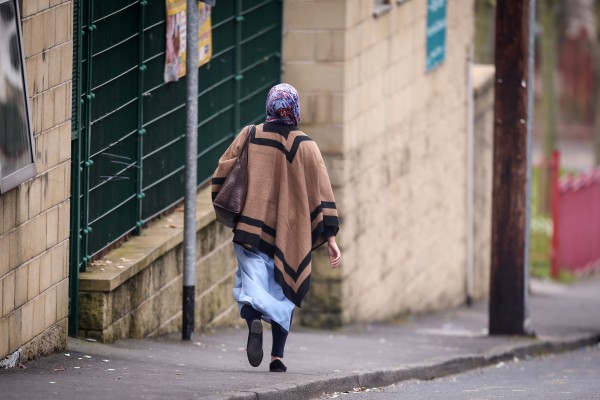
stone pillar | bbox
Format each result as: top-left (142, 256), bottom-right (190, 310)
top-left (283, 0), bottom-right (478, 327)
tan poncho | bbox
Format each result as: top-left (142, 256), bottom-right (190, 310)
top-left (211, 122), bottom-right (339, 307)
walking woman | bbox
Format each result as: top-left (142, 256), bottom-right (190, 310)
top-left (211, 83), bottom-right (341, 372)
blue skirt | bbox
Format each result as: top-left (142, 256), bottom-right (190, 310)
top-left (232, 243), bottom-right (295, 332)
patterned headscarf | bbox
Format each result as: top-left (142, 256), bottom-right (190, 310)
top-left (266, 83), bottom-right (300, 126)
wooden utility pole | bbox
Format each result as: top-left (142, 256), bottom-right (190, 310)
top-left (489, 0), bottom-right (535, 336)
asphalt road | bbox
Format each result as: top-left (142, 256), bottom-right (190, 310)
top-left (316, 345), bottom-right (600, 400)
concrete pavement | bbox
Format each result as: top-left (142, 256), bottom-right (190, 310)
top-left (326, 343), bottom-right (600, 399)
top-left (1, 276), bottom-right (599, 400)
top-left (532, 136), bottom-right (597, 172)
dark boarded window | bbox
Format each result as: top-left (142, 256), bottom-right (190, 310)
top-left (0, 0), bottom-right (36, 193)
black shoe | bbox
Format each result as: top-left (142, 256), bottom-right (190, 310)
top-left (246, 319), bottom-right (263, 367)
top-left (269, 359), bottom-right (287, 372)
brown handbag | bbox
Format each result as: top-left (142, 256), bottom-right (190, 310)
top-left (212, 125), bottom-right (254, 228)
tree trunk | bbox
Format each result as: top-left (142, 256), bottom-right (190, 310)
top-left (540, 0), bottom-right (558, 214)
top-left (475, 0), bottom-right (496, 64)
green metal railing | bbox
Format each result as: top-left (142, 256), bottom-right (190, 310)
top-left (69, 0), bottom-right (282, 335)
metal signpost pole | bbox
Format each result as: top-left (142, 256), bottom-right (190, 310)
top-left (183, 0), bottom-right (199, 341)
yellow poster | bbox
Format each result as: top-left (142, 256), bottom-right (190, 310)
top-left (164, 0), bottom-right (212, 83)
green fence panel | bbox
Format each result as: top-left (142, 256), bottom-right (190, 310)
top-left (71, 0), bottom-right (283, 273)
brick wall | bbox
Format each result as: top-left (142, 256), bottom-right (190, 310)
top-left (0, 0), bottom-right (72, 363)
top-left (283, 0), bottom-right (476, 325)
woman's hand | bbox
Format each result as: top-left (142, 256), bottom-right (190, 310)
top-left (327, 237), bottom-right (341, 268)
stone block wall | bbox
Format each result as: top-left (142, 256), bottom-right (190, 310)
top-left (282, 0), bottom-right (347, 327)
top-left (78, 189), bottom-right (239, 342)
top-left (284, 0), bottom-right (477, 325)
top-left (472, 64), bottom-right (495, 299)
top-left (1, 0), bottom-right (72, 363)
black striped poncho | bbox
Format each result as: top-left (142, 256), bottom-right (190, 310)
top-left (211, 122), bottom-right (340, 307)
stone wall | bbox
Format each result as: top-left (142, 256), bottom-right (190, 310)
top-left (282, 0), bottom-right (347, 327)
top-left (1, 0), bottom-right (72, 363)
top-left (283, 0), bottom-right (477, 325)
top-left (472, 64), bottom-right (495, 299)
top-left (78, 189), bottom-right (239, 342)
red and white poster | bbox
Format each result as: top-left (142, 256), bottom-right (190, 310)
top-left (164, 0), bottom-right (212, 83)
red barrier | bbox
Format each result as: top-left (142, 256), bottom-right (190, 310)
top-left (551, 151), bottom-right (560, 279)
top-left (553, 158), bottom-right (600, 276)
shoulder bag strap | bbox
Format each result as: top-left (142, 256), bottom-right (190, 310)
top-left (240, 125), bottom-right (255, 165)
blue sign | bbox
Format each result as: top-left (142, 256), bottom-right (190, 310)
top-left (426, 0), bottom-right (447, 72)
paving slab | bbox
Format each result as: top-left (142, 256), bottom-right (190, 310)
top-left (1, 277), bottom-right (599, 400)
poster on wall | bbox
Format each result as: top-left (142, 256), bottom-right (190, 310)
top-left (0, 0), bottom-right (36, 193)
top-left (426, 0), bottom-right (447, 72)
top-left (164, 0), bottom-right (212, 83)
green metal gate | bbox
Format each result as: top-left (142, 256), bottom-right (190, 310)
top-left (69, 0), bottom-right (282, 335)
